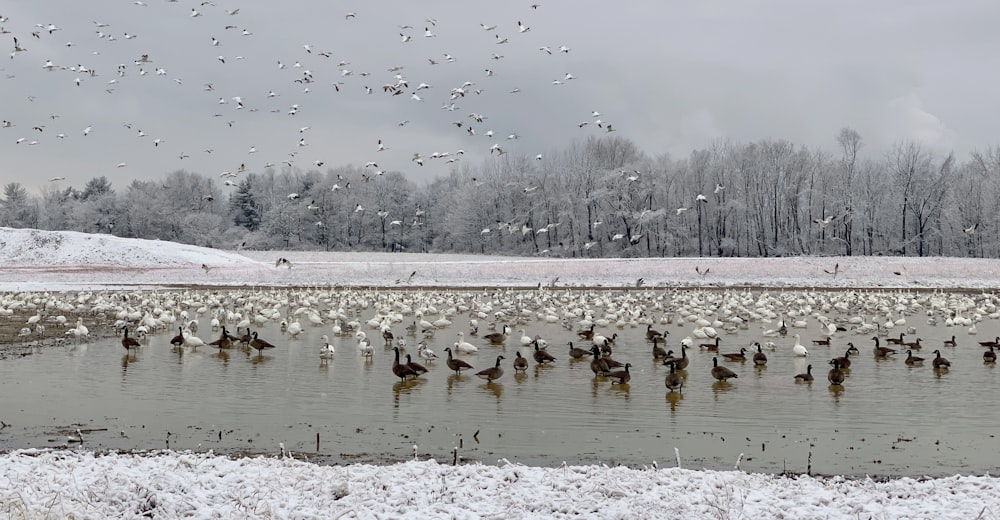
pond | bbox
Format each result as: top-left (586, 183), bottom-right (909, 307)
top-left (1, 287), bottom-right (997, 477)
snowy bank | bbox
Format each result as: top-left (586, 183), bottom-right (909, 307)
top-left (1, 449), bottom-right (995, 519)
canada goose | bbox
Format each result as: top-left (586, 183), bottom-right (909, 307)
top-left (828, 359), bottom-right (845, 385)
top-left (887, 332), bottom-right (906, 345)
top-left (533, 342), bottom-right (556, 364)
top-left (382, 328), bottom-right (394, 345)
top-left (483, 325), bottom-right (509, 345)
top-left (121, 327), bottom-right (140, 352)
top-left (250, 331), bottom-right (276, 356)
top-left (651, 336), bottom-right (668, 360)
top-left (513, 352), bottom-right (529, 372)
top-left (169, 326), bottom-right (184, 347)
top-left (599, 339), bottom-right (613, 357)
top-left (871, 336), bottom-right (896, 357)
top-left (721, 347), bottom-right (747, 361)
top-left (699, 337), bottom-right (721, 351)
top-left (607, 363), bottom-right (632, 385)
top-left (405, 354), bottom-right (428, 376)
top-left (666, 345), bottom-right (690, 371)
top-left (811, 337), bottom-right (830, 347)
top-left (903, 337), bottom-right (923, 350)
top-left (475, 355), bottom-right (505, 381)
top-left (978, 337), bottom-right (999, 348)
top-left (208, 330), bottom-right (232, 350)
top-left (567, 341), bottom-right (591, 359)
top-left (444, 347), bottom-right (474, 374)
top-left (752, 343), bottom-right (767, 366)
top-left (392, 347), bottom-right (418, 382)
top-left (238, 327), bottom-right (252, 348)
top-left (794, 365), bottom-right (814, 382)
top-left (646, 324), bottom-right (665, 340)
top-left (943, 336), bottom-right (957, 348)
top-left (904, 350), bottom-right (924, 366)
top-left (664, 361), bottom-right (683, 392)
top-left (833, 349), bottom-right (853, 369)
top-left (577, 324), bottom-right (595, 340)
top-left (792, 334), bottom-right (808, 357)
top-left (932, 350), bottom-right (951, 369)
top-left (984, 346), bottom-right (997, 363)
top-left (846, 342), bottom-right (860, 355)
top-left (590, 346), bottom-right (611, 376)
top-left (711, 357), bottom-right (738, 382)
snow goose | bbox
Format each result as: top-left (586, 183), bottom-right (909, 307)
top-left (455, 332), bottom-right (478, 353)
top-left (791, 334), bottom-right (808, 357)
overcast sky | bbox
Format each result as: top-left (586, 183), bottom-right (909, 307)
top-left (1, 1), bottom-right (997, 194)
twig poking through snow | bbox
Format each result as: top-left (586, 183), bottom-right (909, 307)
top-left (675, 447), bottom-right (681, 469)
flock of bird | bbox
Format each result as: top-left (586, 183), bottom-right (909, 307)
top-left (3, 2), bottom-right (612, 190)
top-left (6, 283), bottom-right (998, 396)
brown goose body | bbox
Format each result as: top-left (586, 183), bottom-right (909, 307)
top-left (590, 346), bottom-right (611, 376)
top-left (475, 355), bottom-right (505, 381)
top-left (710, 357), bottom-right (738, 382)
top-left (250, 331), bottom-right (276, 355)
top-left (577, 324), bottom-right (595, 340)
top-left (699, 337), bottom-right (721, 352)
top-left (483, 325), bottom-right (510, 345)
top-left (664, 345), bottom-right (690, 371)
top-left (444, 347), bottom-right (474, 374)
top-left (721, 347), bottom-right (747, 361)
top-left (943, 336), bottom-right (957, 348)
top-left (887, 333), bottom-right (906, 345)
top-left (567, 341), bottom-right (591, 359)
top-left (904, 350), bottom-right (924, 366)
top-left (406, 354), bottom-right (428, 376)
top-left (978, 336), bottom-right (999, 348)
top-left (833, 349), bottom-right (852, 369)
top-left (513, 351), bottom-right (529, 372)
top-left (169, 326), bottom-right (184, 347)
top-left (827, 359), bottom-right (845, 385)
top-left (392, 346), bottom-right (418, 381)
top-left (903, 338), bottom-right (923, 350)
top-left (932, 350), bottom-right (951, 369)
top-left (533, 342), bottom-right (556, 364)
top-left (664, 360), bottom-right (683, 393)
top-left (794, 365), bottom-right (814, 382)
top-left (646, 324), bottom-right (664, 341)
top-left (651, 336), bottom-right (668, 360)
top-left (985, 346), bottom-right (997, 363)
top-left (607, 363), bottom-right (631, 385)
top-left (121, 327), bottom-right (141, 352)
top-left (752, 344), bottom-right (767, 366)
top-left (871, 336), bottom-right (896, 357)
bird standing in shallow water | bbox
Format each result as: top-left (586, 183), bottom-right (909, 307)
top-left (710, 357), bottom-right (738, 382)
top-left (607, 363), bottom-right (631, 385)
top-left (392, 346), bottom-right (418, 382)
top-left (476, 355), bottom-right (505, 382)
top-left (513, 352), bottom-right (528, 372)
top-left (828, 359), bottom-right (845, 385)
top-left (444, 347), bottom-right (474, 374)
top-left (932, 350), bottom-right (951, 370)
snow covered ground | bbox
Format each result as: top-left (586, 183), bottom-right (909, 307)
top-left (3, 227), bottom-right (1000, 291)
top-left (3, 226), bottom-right (1000, 518)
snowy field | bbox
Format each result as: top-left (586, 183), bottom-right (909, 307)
top-left (3, 227), bottom-right (1000, 519)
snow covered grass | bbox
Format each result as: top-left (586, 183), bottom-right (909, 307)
top-left (4, 227), bottom-right (1000, 518)
top-left (2, 449), bottom-right (997, 519)
top-left (4, 227), bottom-right (1000, 291)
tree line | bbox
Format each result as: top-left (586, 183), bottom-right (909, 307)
top-left (2, 129), bottom-right (998, 258)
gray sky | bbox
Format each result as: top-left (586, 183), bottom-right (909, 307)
top-left (1, 1), bottom-right (997, 194)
